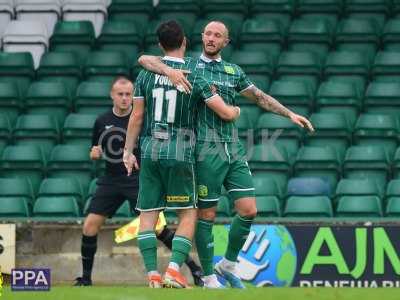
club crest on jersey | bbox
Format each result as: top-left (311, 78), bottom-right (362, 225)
top-left (198, 185), bottom-right (208, 197)
top-left (196, 62), bottom-right (205, 68)
top-left (224, 65), bottom-right (235, 75)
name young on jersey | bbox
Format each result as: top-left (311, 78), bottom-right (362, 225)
top-left (155, 74), bottom-right (174, 87)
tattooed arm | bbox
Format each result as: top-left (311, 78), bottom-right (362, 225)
top-left (241, 85), bottom-right (314, 132)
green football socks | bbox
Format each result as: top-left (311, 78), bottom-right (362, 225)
top-left (170, 235), bottom-right (192, 267)
top-left (137, 231), bottom-right (158, 272)
top-left (195, 219), bottom-right (215, 276)
top-left (225, 214), bottom-right (254, 262)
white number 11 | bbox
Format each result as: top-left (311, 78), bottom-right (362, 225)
top-left (153, 88), bottom-right (177, 123)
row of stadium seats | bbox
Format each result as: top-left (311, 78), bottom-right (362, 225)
top-left (1, 143), bottom-right (400, 192)
top-left (2, 176), bottom-right (400, 219)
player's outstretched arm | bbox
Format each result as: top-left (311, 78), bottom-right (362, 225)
top-left (123, 99), bottom-right (145, 174)
top-left (138, 55), bottom-right (192, 93)
top-left (206, 95), bottom-right (240, 121)
top-left (241, 85), bottom-right (314, 132)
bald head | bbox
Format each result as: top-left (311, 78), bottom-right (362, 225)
top-left (202, 21), bottom-right (230, 58)
top-left (204, 21), bottom-right (229, 38)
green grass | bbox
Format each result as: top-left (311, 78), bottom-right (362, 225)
top-left (2, 286), bottom-right (400, 300)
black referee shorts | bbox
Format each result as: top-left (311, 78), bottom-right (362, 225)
top-left (86, 175), bottom-right (139, 218)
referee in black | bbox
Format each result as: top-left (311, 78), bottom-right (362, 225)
top-left (74, 76), bottom-right (203, 286)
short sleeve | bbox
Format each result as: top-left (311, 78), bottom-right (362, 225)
top-left (133, 70), bottom-right (146, 99)
top-left (193, 75), bottom-right (218, 102)
top-left (235, 65), bottom-right (254, 93)
top-left (91, 118), bottom-right (102, 146)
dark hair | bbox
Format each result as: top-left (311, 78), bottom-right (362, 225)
top-left (111, 76), bottom-right (132, 89)
top-left (156, 20), bottom-right (185, 51)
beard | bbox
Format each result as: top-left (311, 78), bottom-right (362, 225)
top-left (203, 45), bottom-right (222, 57)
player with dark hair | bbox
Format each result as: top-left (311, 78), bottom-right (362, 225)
top-left (74, 76), bottom-right (203, 287)
top-left (137, 21), bottom-right (314, 288)
top-left (123, 20), bottom-right (241, 288)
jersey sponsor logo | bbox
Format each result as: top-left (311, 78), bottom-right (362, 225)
top-left (166, 195), bottom-right (190, 202)
top-left (211, 80), bottom-right (235, 88)
top-left (105, 125), bottom-right (114, 130)
top-left (198, 185), bottom-right (208, 198)
top-left (224, 65), bottom-right (235, 75)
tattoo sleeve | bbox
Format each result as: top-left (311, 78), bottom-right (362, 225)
top-left (241, 85), bottom-right (293, 118)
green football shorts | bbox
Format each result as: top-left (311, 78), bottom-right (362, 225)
top-left (136, 158), bottom-right (197, 211)
top-left (195, 140), bottom-right (255, 209)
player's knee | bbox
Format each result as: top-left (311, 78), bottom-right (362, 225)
top-left (83, 217), bottom-right (102, 236)
top-left (198, 208), bottom-right (216, 221)
top-left (237, 204), bottom-right (257, 219)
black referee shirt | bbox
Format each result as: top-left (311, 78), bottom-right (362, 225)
top-left (92, 108), bottom-right (140, 183)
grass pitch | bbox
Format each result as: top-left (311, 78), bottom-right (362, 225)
top-left (2, 286), bottom-right (399, 300)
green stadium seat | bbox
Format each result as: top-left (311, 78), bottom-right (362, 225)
top-left (108, 0), bottom-right (153, 34)
top-left (75, 81), bottom-right (112, 115)
top-left (87, 178), bottom-right (98, 199)
top-left (336, 196), bottom-right (383, 217)
top-left (249, 145), bottom-right (290, 193)
top-left (51, 21), bottom-right (95, 46)
top-left (336, 18), bottom-right (381, 45)
top-left (371, 51), bottom-right (400, 82)
top-left (288, 18), bottom-right (333, 56)
top-left (253, 176), bottom-right (281, 197)
top-left (36, 52), bottom-right (81, 95)
top-left (0, 81), bottom-right (21, 125)
top-left (84, 51), bottom-right (129, 82)
top-left (305, 113), bottom-right (351, 157)
top-left (284, 196), bottom-right (333, 217)
top-left (0, 114), bottom-right (11, 151)
top-left (240, 18), bottom-right (285, 45)
top-left (0, 178), bottom-right (34, 206)
top-left (316, 81), bottom-right (361, 126)
top-left (256, 196), bottom-right (281, 218)
top-left (255, 113), bottom-right (302, 160)
top-left (277, 51), bottom-right (322, 77)
top-left (38, 178), bottom-right (84, 206)
top-left (203, 0), bottom-right (247, 14)
top-left (268, 80), bottom-right (313, 115)
top-left (0, 52), bottom-right (35, 96)
top-left (286, 177), bottom-right (331, 197)
top-left (343, 145), bottom-right (389, 189)
top-left (157, 0), bottom-right (200, 15)
top-left (47, 144), bottom-right (94, 193)
top-left (97, 21), bottom-right (141, 63)
top-left (13, 114), bottom-right (59, 156)
top-left (325, 51), bottom-right (370, 77)
top-left (50, 21), bottom-right (95, 62)
top-left (335, 179), bottom-right (382, 204)
top-left (392, 148), bottom-right (400, 178)
top-left (297, 0), bottom-right (342, 15)
top-left (353, 114), bottom-right (398, 157)
top-left (216, 195), bottom-right (232, 218)
top-left (386, 197), bottom-right (400, 217)
top-left (63, 113), bottom-right (97, 147)
top-left (230, 51), bottom-right (273, 76)
top-left (386, 179), bottom-right (400, 200)
top-left (294, 146), bottom-right (341, 188)
top-left (52, 44), bottom-right (92, 65)
top-left (382, 18), bottom-right (400, 49)
top-left (0, 197), bottom-right (30, 218)
top-left (249, 0), bottom-right (295, 15)
top-left (365, 82), bottom-right (400, 115)
top-left (33, 196), bottom-right (81, 218)
top-left (0, 145), bottom-right (45, 194)
top-left (345, 0), bottom-right (390, 14)
top-left (25, 82), bottom-right (71, 126)
top-left (114, 200), bottom-right (133, 218)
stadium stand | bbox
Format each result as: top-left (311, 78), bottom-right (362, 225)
top-left (2, 0), bottom-right (400, 219)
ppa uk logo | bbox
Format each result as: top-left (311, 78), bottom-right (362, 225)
top-left (11, 268), bottom-right (50, 291)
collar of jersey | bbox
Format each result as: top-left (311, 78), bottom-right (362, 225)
top-left (162, 56), bottom-right (185, 64)
top-left (200, 53), bottom-right (222, 63)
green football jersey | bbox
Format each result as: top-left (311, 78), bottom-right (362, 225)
top-left (134, 56), bottom-right (215, 163)
top-left (190, 54), bottom-right (254, 142)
